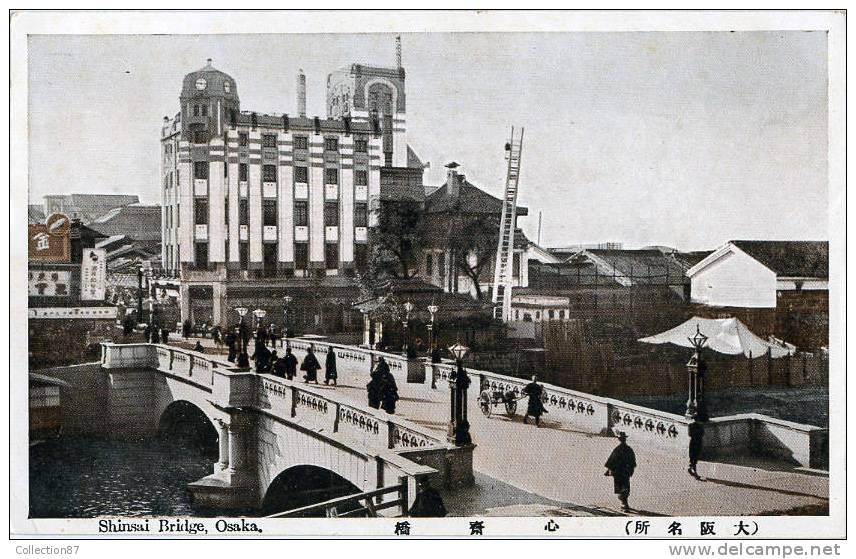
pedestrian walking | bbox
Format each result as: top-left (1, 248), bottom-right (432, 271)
top-left (253, 343), bottom-right (272, 374)
top-left (182, 319), bottom-right (192, 339)
top-left (380, 368), bottom-right (399, 414)
top-left (367, 357), bottom-right (388, 409)
top-left (212, 326), bottom-right (222, 350)
top-left (194, 341), bottom-right (205, 353)
top-left (324, 349), bottom-right (338, 386)
top-left (143, 323), bottom-right (152, 343)
top-left (283, 347), bottom-right (298, 380)
top-left (237, 351), bottom-right (250, 369)
top-left (160, 326), bottom-right (169, 344)
top-left (688, 420), bottom-right (705, 478)
top-left (522, 374), bottom-right (547, 427)
top-left (150, 325), bottom-right (161, 344)
top-left (272, 352), bottom-right (287, 378)
top-left (301, 347), bottom-right (321, 383)
top-left (225, 330), bottom-right (237, 362)
top-left (604, 431), bottom-right (636, 512)
top-left (122, 313), bottom-right (135, 336)
top-left (408, 478), bottom-right (448, 517)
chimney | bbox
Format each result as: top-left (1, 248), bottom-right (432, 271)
top-left (297, 69), bottom-right (306, 118)
top-left (445, 162), bottom-right (461, 200)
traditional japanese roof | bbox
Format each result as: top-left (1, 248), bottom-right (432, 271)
top-left (565, 249), bottom-right (688, 287)
top-left (730, 240), bottom-right (828, 279)
top-left (65, 194), bottom-right (141, 223)
top-left (424, 174), bottom-right (528, 216)
top-left (88, 204), bottom-right (162, 242)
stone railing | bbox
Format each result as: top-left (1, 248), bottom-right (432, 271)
top-left (256, 374), bottom-right (448, 453)
top-left (283, 338), bottom-right (423, 385)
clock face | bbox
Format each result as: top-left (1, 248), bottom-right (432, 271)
top-left (195, 78), bottom-right (207, 90)
top-left (224, 81), bottom-right (231, 93)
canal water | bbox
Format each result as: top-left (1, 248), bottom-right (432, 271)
top-left (28, 435), bottom-right (234, 518)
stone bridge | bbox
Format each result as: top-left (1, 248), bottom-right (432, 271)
top-left (98, 343), bottom-right (472, 512)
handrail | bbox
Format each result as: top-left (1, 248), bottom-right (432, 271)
top-left (265, 482), bottom-right (405, 518)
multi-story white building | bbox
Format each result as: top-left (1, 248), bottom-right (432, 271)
top-left (161, 56), bottom-right (417, 327)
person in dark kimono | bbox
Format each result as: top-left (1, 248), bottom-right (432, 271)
top-left (237, 351), bottom-right (250, 369)
top-left (408, 478), bottom-right (448, 517)
top-left (212, 326), bottom-right (222, 350)
top-left (123, 314), bottom-right (135, 336)
top-left (253, 343), bottom-right (272, 374)
top-left (194, 341), bottom-right (205, 353)
top-left (604, 431), bottom-right (636, 512)
top-left (283, 348), bottom-right (298, 380)
top-left (150, 325), bottom-right (161, 344)
top-left (143, 323), bottom-right (152, 343)
top-left (367, 357), bottom-right (389, 409)
top-left (268, 324), bottom-right (279, 348)
top-left (272, 352), bottom-right (287, 378)
top-left (225, 330), bottom-right (237, 362)
top-left (522, 375), bottom-right (546, 427)
top-left (182, 319), bottom-right (192, 339)
top-left (324, 350), bottom-right (338, 386)
top-left (688, 420), bottom-right (705, 478)
top-left (301, 347), bottom-right (321, 383)
top-left (256, 326), bottom-right (268, 347)
top-left (160, 326), bottom-right (170, 344)
top-left (380, 369), bottom-right (399, 414)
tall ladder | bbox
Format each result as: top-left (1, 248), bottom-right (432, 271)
top-left (491, 126), bottom-right (524, 322)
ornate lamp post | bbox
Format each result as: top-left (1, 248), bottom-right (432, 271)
top-left (283, 295), bottom-right (293, 347)
top-left (402, 301), bottom-right (414, 355)
top-left (427, 302), bottom-right (439, 356)
top-left (253, 308), bottom-right (267, 331)
top-left (136, 263), bottom-right (144, 321)
top-left (235, 307), bottom-right (248, 352)
top-left (447, 342), bottom-right (472, 446)
top-left (685, 325), bottom-right (709, 421)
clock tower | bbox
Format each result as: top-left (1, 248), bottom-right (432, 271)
top-left (179, 58), bottom-right (240, 144)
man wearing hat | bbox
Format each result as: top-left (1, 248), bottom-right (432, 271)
top-left (604, 431), bottom-right (636, 512)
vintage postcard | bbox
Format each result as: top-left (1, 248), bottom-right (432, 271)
top-left (9, 9), bottom-right (846, 542)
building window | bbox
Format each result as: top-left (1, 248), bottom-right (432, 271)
top-left (263, 164), bottom-right (277, 183)
top-left (355, 244), bottom-right (368, 270)
top-left (426, 253), bottom-right (434, 275)
top-left (324, 137), bottom-right (339, 151)
top-left (548, 310), bottom-right (555, 320)
top-left (239, 199), bottom-right (249, 225)
top-left (438, 252), bottom-right (446, 276)
top-left (193, 105), bottom-right (200, 117)
top-left (354, 203), bottom-right (368, 227)
top-left (193, 130), bottom-right (208, 144)
top-left (263, 243), bottom-right (278, 277)
top-left (176, 203), bottom-right (180, 226)
top-left (239, 163), bottom-right (248, 182)
top-left (263, 199), bottom-right (277, 227)
top-left (293, 136), bottom-right (308, 150)
top-left (238, 133), bottom-right (249, 147)
top-left (355, 169), bottom-right (368, 186)
top-left (194, 198), bottom-right (208, 225)
top-left (354, 138), bottom-right (368, 153)
top-left (325, 243), bottom-right (339, 269)
top-left (325, 168), bottom-right (338, 185)
top-left (194, 242), bottom-right (209, 268)
top-left (224, 160), bottom-right (228, 177)
top-left (294, 201), bottom-right (308, 226)
top-left (239, 242), bottom-right (249, 269)
top-left (295, 243), bottom-right (308, 270)
top-left (262, 134), bottom-right (277, 148)
top-left (324, 202), bottom-right (339, 227)
top-left (224, 198), bottom-right (229, 225)
top-left (201, 105), bottom-right (208, 117)
top-left (294, 166), bottom-right (308, 183)
top-left (194, 161), bottom-right (209, 180)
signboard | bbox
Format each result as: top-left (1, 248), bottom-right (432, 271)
top-left (28, 212), bottom-right (71, 263)
top-left (80, 248), bottom-right (107, 301)
top-left (27, 307), bottom-right (118, 320)
top-left (28, 270), bottom-right (71, 297)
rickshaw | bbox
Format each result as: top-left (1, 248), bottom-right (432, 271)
top-left (478, 386), bottom-right (520, 418)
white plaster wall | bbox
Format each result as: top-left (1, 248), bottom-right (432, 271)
top-left (691, 249), bottom-right (777, 308)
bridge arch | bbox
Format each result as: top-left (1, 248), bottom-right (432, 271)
top-left (157, 400), bottom-right (219, 459)
top-left (261, 464), bottom-right (362, 516)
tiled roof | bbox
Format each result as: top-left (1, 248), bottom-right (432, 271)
top-left (420, 215), bottom-right (529, 250)
top-left (67, 194), bottom-right (140, 222)
top-left (425, 176), bottom-right (529, 216)
top-left (88, 204), bottom-right (161, 242)
top-left (732, 240), bottom-right (828, 278)
top-left (572, 249), bottom-right (688, 286)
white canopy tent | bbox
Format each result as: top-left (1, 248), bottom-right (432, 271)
top-left (639, 317), bottom-right (793, 358)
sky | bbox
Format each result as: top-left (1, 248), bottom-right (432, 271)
top-left (28, 31), bottom-right (828, 251)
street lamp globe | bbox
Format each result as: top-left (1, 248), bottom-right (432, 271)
top-left (235, 307), bottom-right (248, 318)
top-left (448, 343), bottom-right (469, 363)
top-left (427, 303), bottom-right (438, 317)
top-left (283, 295), bottom-right (293, 305)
